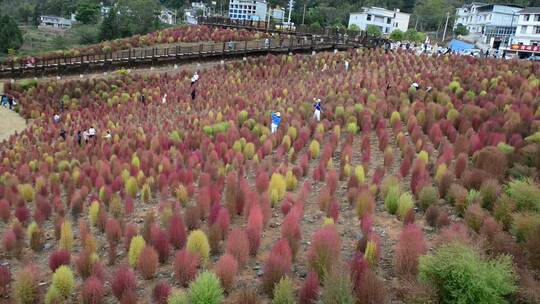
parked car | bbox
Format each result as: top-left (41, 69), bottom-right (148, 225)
top-left (528, 55), bottom-right (540, 61)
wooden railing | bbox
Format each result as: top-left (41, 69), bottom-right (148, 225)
top-left (0, 28), bottom-right (385, 78)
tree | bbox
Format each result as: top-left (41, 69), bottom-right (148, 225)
top-left (413, 0), bottom-right (446, 31)
top-left (366, 25), bottom-right (382, 37)
top-left (349, 24), bottom-right (361, 32)
top-left (0, 15), bottom-right (23, 53)
top-left (117, 0), bottom-right (161, 36)
top-left (390, 29), bottom-right (405, 41)
top-left (454, 24), bottom-right (469, 36)
top-left (76, 1), bottom-right (100, 24)
top-left (404, 29), bottom-right (426, 43)
top-left (99, 6), bottom-right (120, 41)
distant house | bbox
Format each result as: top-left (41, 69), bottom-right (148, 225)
top-left (39, 15), bottom-right (74, 29)
top-left (160, 8), bottom-right (176, 25)
top-left (229, 0), bottom-right (267, 21)
top-left (348, 7), bottom-right (410, 34)
top-left (185, 10), bottom-right (198, 25)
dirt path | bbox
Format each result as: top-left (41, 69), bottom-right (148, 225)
top-left (0, 106), bottom-right (27, 142)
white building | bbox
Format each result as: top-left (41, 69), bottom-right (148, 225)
top-left (507, 7), bottom-right (540, 56)
top-left (271, 7), bottom-right (285, 23)
top-left (39, 15), bottom-right (74, 29)
top-left (348, 7), bottom-right (410, 34)
top-left (160, 8), bottom-right (176, 25)
top-left (454, 3), bottom-right (522, 48)
top-left (229, 0), bottom-right (267, 21)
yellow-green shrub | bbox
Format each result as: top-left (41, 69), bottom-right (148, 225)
top-left (51, 265), bottom-right (74, 298)
top-left (285, 171), bottom-right (297, 191)
top-left (128, 235), bottom-right (146, 267)
top-left (59, 221), bottom-right (73, 251)
top-left (355, 165), bottom-right (365, 184)
top-left (141, 183), bottom-right (151, 203)
top-left (176, 184), bottom-right (189, 205)
top-left (45, 286), bottom-right (62, 304)
top-left (282, 135), bottom-right (292, 150)
top-left (323, 217), bottom-right (335, 226)
top-left (435, 164), bottom-right (447, 184)
top-left (18, 184), bottom-right (34, 202)
top-left (309, 140), bottom-right (320, 159)
top-left (390, 111), bottom-right (401, 126)
top-left (365, 240), bottom-right (378, 266)
top-left (109, 195), bottom-right (122, 218)
top-left (287, 127), bottom-right (297, 140)
top-left (269, 173), bottom-right (286, 206)
top-left (125, 176), bottom-right (138, 198)
top-left (347, 122), bottom-right (358, 134)
top-left (186, 229), bottom-right (210, 264)
top-left (131, 154), bottom-right (140, 168)
top-left (89, 201), bottom-right (100, 226)
top-left (418, 151), bottom-right (429, 164)
top-left (397, 192), bottom-right (415, 220)
top-left (244, 142), bottom-right (255, 160)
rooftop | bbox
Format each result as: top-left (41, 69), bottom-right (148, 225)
top-left (519, 7), bottom-right (540, 14)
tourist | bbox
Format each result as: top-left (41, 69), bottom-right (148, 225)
top-left (162, 93), bottom-right (167, 104)
top-left (271, 112), bottom-right (281, 134)
top-left (191, 72), bottom-right (199, 87)
top-left (88, 126), bottom-right (96, 139)
top-left (411, 82), bottom-right (420, 90)
top-left (140, 94), bottom-right (146, 104)
top-left (1, 95), bottom-right (8, 107)
top-left (83, 130), bottom-right (89, 143)
top-left (104, 130), bottom-right (112, 140)
top-left (53, 113), bottom-right (60, 123)
top-left (59, 129), bottom-right (66, 141)
top-left (265, 38), bottom-right (270, 48)
top-left (321, 63), bottom-right (328, 72)
top-left (344, 60), bottom-right (349, 72)
top-left (313, 98), bottom-right (322, 122)
top-left (191, 88), bottom-right (196, 101)
top-left (77, 130), bottom-right (82, 146)
top-left (8, 96), bottom-right (14, 110)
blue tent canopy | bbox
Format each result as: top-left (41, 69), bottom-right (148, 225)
top-left (448, 39), bottom-right (475, 52)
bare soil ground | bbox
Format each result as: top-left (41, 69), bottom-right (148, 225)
top-left (0, 106), bottom-right (27, 143)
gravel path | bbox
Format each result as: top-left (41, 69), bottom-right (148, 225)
top-left (0, 106), bottom-right (26, 143)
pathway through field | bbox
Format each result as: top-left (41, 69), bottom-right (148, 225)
top-left (0, 106), bottom-right (27, 143)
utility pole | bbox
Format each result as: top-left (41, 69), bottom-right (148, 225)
top-left (442, 11), bottom-right (450, 42)
top-left (302, 4), bottom-right (306, 25)
top-left (414, 17), bottom-right (419, 30)
top-left (287, 0), bottom-right (294, 24)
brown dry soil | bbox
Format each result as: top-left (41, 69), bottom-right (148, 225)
top-left (0, 106), bottom-right (27, 143)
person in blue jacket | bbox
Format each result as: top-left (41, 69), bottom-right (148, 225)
top-left (313, 98), bottom-right (322, 121)
top-left (271, 112), bottom-right (281, 134)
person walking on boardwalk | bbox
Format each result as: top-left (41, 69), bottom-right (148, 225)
top-left (162, 93), bottom-right (167, 104)
top-left (344, 60), bottom-right (349, 72)
top-left (271, 112), bottom-right (281, 134)
top-left (313, 98), bottom-right (322, 122)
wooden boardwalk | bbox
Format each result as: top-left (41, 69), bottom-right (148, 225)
top-left (0, 23), bottom-right (384, 79)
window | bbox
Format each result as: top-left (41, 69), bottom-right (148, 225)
top-left (535, 14), bottom-right (540, 22)
top-left (385, 27), bottom-right (390, 33)
top-left (521, 25), bottom-right (528, 34)
top-left (394, 22), bottom-right (398, 27)
top-left (525, 14), bottom-right (531, 21)
top-left (367, 14), bottom-right (372, 21)
top-left (387, 17), bottom-right (391, 24)
top-left (535, 26), bottom-right (540, 34)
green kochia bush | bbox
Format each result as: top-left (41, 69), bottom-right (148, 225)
top-left (189, 271), bottom-right (224, 304)
top-left (505, 178), bottom-right (540, 212)
top-left (419, 242), bottom-right (517, 304)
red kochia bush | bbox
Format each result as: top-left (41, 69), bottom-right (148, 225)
top-left (168, 214), bottom-right (187, 249)
top-left (455, 153), bottom-right (468, 178)
top-left (0, 199), bottom-right (10, 222)
top-left (299, 271), bottom-right (320, 304)
top-left (394, 224), bottom-right (428, 277)
top-left (0, 265), bottom-right (11, 295)
top-left (281, 209), bottom-right (302, 258)
top-left (151, 226), bottom-right (171, 263)
top-left (225, 229), bottom-right (250, 268)
top-left (255, 170), bottom-right (269, 193)
top-left (124, 224), bottom-right (138, 252)
top-left (137, 245), bottom-right (159, 279)
top-left (49, 250), bottom-right (71, 271)
top-left (173, 249), bottom-right (199, 286)
top-left (152, 281), bottom-right (171, 304)
top-left (350, 252), bottom-right (369, 293)
top-left (106, 218), bottom-right (122, 264)
top-left (111, 265), bottom-right (138, 302)
top-left (82, 276), bottom-right (104, 304)
top-left (262, 239), bottom-right (292, 294)
top-left (355, 270), bottom-right (387, 304)
top-left (246, 204), bottom-right (263, 256)
top-left (307, 226), bottom-right (341, 279)
top-left (214, 253), bottom-right (239, 292)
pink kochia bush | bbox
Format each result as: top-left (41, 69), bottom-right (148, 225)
top-left (246, 204), bottom-right (263, 256)
top-left (174, 249), bottom-right (199, 287)
top-left (49, 250), bottom-right (71, 271)
top-left (82, 276), bottom-right (104, 304)
top-left (214, 253), bottom-right (239, 292)
top-left (225, 229), bottom-right (250, 268)
top-left (281, 208), bottom-right (302, 258)
top-left (262, 238), bottom-right (292, 294)
top-left (168, 214), bottom-right (187, 249)
top-left (299, 271), bottom-right (320, 304)
top-left (110, 265), bottom-right (138, 302)
top-left (393, 224), bottom-right (428, 277)
top-left (307, 226), bottom-right (341, 279)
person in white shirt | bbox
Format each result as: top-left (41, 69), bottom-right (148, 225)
top-left (88, 127), bottom-right (96, 139)
top-left (321, 63), bottom-right (328, 72)
top-left (53, 113), bottom-right (60, 123)
top-left (83, 130), bottom-right (89, 143)
top-left (344, 60), bottom-right (349, 72)
top-left (162, 93), bottom-right (167, 104)
top-left (191, 72), bottom-right (199, 87)
top-left (104, 130), bottom-right (112, 139)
